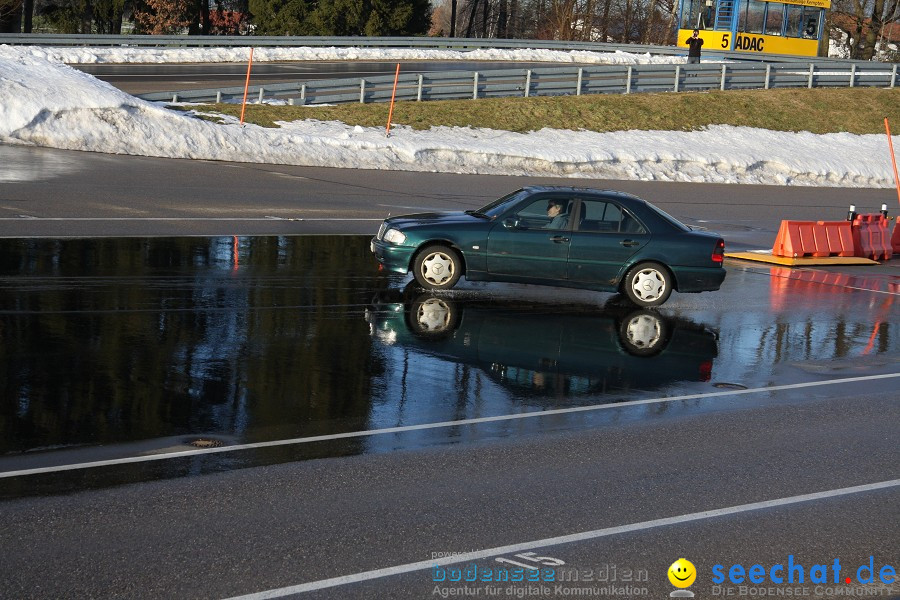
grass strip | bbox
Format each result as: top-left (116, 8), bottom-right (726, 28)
top-left (183, 88), bottom-right (900, 135)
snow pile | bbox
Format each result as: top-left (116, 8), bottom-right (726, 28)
top-left (0, 45), bottom-right (896, 187)
top-left (23, 44), bottom-right (683, 65)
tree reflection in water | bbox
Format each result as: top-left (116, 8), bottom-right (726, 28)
top-left (0, 236), bottom-right (385, 456)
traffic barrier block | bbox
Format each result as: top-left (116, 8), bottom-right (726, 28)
top-left (852, 214), bottom-right (893, 261)
top-left (772, 220), bottom-right (855, 258)
top-left (892, 220), bottom-right (900, 255)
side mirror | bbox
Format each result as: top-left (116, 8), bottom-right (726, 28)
top-left (503, 218), bottom-right (520, 229)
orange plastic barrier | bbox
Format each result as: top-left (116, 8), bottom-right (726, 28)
top-left (771, 220), bottom-right (856, 258)
top-left (892, 221), bottom-right (900, 255)
top-left (852, 214), bottom-right (893, 261)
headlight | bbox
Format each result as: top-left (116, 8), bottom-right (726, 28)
top-left (383, 228), bottom-right (406, 244)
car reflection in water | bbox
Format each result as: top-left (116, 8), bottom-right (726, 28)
top-left (367, 287), bottom-right (719, 399)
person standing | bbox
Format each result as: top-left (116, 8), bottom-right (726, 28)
top-left (686, 29), bottom-right (704, 64)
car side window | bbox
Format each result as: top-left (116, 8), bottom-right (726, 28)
top-left (576, 199), bottom-right (647, 234)
top-left (511, 197), bottom-right (573, 230)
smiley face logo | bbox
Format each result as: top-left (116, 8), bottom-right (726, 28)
top-left (668, 558), bottom-right (697, 588)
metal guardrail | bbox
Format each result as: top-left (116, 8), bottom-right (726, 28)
top-left (137, 61), bottom-right (899, 105)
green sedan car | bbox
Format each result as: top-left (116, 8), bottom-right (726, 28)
top-left (370, 186), bottom-right (726, 307)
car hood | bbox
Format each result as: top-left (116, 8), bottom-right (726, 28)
top-left (386, 211), bottom-right (485, 229)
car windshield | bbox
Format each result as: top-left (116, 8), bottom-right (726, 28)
top-left (472, 189), bottom-right (529, 218)
top-left (646, 202), bottom-right (691, 232)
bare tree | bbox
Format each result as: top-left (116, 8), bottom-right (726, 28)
top-left (0, 0), bottom-right (22, 31)
top-left (134, 0), bottom-right (191, 33)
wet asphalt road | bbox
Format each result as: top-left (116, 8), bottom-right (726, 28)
top-left (0, 145), bottom-right (898, 599)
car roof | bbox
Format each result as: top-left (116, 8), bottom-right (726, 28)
top-left (521, 186), bottom-right (646, 204)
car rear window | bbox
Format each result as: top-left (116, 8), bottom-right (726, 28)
top-left (646, 202), bottom-right (691, 232)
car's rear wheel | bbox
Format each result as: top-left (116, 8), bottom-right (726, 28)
top-left (622, 262), bottom-right (672, 307)
top-left (413, 245), bottom-right (462, 290)
top-left (618, 310), bottom-right (669, 356)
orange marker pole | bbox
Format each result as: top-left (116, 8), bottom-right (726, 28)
top-left (240, 47), bottom-right (255, 126)
top-left (385, 63), bottom-right (401, 137)
top-left (886, 118), bottom-right (900, 207)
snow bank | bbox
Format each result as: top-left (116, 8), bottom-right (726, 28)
top-left (0, 45), bottom-right (895, 187)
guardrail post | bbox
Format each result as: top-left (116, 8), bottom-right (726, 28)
top-left (849, 64), bottom-right (856, 88)
top-left (417, 74), bottom-right (423, 101)
top-left (473, 72), bottom-right (479, 99)
top-left (674, 65), bottom-right (680, 92)
top-left (172, 93), bottom-right (179, 103)
top-left (720, 64), bottom-right (727, 91)
top-left (626, 66), bottom-right (632, 94)
top-left (764, 64), bottom-right (771, 90)
top-left (360, 79), bottom-right (366, 103)
top-left (808, 63), bottom-right (814, 88)
top-left (301, 83), bottom-right (306, 101)
top-left (892, 65), bottom-right (898, 88)
top-left (288, 98), bottom-right (294, 106)
top-left (258, 87), bottom-right (264, 103)
top-left (216, 91), bottom-right (222, 103)
top-left (576, 68), bottom-right (583, 96)
top-left (524, 69), bottom-right (531, 97)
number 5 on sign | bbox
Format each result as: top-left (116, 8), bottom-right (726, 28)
top-left (721, 34), bottom-right (730, 49)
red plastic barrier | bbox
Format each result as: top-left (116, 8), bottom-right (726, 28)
top-left (892, 220), bottom-right (900, 255)
top-left (852, 214), bottom-right (893, 261)
top-left (772, 220), bottom-right (855, 258)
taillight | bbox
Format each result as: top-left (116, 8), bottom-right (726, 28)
top-left (712, 239), bottom-right (725, 264)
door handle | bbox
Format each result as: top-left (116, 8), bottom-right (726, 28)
top-left (550, 236), bottom-right (570, 243)
top-left (620, 239), bottom-right (640, 247)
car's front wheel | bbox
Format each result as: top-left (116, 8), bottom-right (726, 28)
top-left (413, 245), bottom-right (462, 290)
top-left (407, 295), bottom-right (459, 337)
top-left (622, 262), bottom-right (672, 307)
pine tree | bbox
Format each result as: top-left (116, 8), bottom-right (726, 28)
top-left (247, 0), bottom-right (311, 34)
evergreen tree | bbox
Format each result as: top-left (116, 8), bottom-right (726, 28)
top-left (247, 0), bottom-right (310, 34)
top-left (307, 0), bottom-right (365, 35)
top-left (250, 0), bottom-right (429, 35)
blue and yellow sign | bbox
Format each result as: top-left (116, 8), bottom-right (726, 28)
top-left (677, 29), bottom-right (820, 56)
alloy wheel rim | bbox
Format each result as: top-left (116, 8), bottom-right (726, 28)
top-left (421, 252), bottom-right (454, 285)
top-left (416, 298), bottom-right (452, 332)
top-left (625, 313), bottom-right (662, 349)
top-left (631, 268), bottom-right (665, 301)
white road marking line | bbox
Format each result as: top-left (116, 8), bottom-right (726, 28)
top-left (844, 286), bottom-right (900, 296)
top-left (223, 479), bottom-right (900, 599)
top-left (2, 372), bottom-right (897, 479)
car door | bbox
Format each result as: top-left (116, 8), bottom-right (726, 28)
top-left (486, 195), bottom-right (573, 280)
top-left (567, 197), bottom-right (650, 287)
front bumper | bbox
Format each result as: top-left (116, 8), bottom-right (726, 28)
top-left (371, 237), bottom-right (415, 275)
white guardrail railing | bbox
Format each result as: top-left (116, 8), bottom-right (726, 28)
top-left (2, 34), bottom-right (896, 105)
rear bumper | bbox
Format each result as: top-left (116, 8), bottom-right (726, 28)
top-left (371, 238), bottom-right (415, 275)
top-left (672, 265), bottom-right (727, 293)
